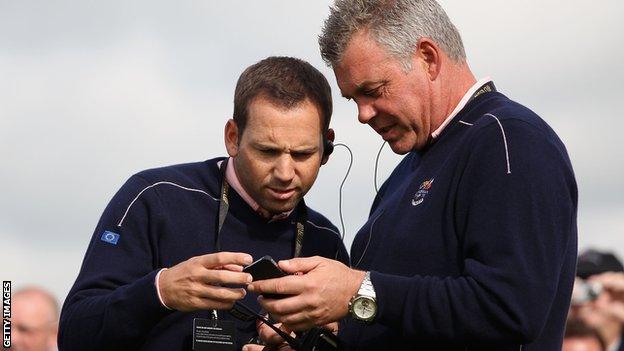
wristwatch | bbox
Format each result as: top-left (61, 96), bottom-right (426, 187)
top-left (348, 271), bottom-right (377, 322)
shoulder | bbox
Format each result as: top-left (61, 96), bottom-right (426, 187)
top-left (462, 94), bottom-right (572, 172)
top-left (134, 158), bottom-right (221, 184)
top-left (124, 158), bottom-right (223, 198)
top-left (469, 94), bottom-right (561, 143)
top-left (104, 158), bottom-right (224, 212)
top-left (454, 95), bottom-right (576, 196)
top-left (305, 207), bottom-right (341, 240)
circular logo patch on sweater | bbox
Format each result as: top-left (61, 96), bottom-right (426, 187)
top-left (411, 178), bottom-right (435, 206)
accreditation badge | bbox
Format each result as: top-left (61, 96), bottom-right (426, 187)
top-left (192, 318), bottom-right (236, 351)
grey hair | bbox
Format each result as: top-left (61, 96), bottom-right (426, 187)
top-left (319, 0), bottom-right (466, 69)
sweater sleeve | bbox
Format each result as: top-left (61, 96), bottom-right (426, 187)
top-left (59, 174), bottom-right (173, 351)
top-left (370, 119), bottom-right (577, 344)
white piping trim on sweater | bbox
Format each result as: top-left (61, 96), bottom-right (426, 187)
top-left (118, 181), bottom-right (218, 227)
top-left (484, 113), bottom-right (512, 174)
top-left (306, 220), bottom-right (340, 237)
top-left (459, 120), bottom-right (474, 126)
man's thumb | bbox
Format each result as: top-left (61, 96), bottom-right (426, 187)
top-left (278, 256), bottom-right (323, 274)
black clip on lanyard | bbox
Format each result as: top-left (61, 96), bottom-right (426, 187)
top-left (467, 81), bottom-right (497, 105)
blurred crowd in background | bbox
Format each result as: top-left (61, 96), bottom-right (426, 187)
top-left (4, 248), bottom-right (624, 351)
top-left (3, 287), bottom-right (59, 351)
top-left (564, 250), bottom-right (624, 351)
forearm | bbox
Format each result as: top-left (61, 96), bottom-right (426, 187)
top-left (59, 270), bottom-right (172, 350)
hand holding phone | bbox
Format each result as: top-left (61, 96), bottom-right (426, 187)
top-left (243, 256), bottom-right (287, 280)
top-left (243, 256), bottom-right (288, 299)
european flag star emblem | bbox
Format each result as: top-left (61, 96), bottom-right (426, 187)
top-left (101, 231), bottom-right (120, 245)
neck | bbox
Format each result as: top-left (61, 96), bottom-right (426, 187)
top-left (431, 61), bottom-right (476, 130)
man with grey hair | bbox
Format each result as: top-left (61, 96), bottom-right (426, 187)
top-left (3, 287), bottom-right (59, 351)
top-left (247, 0), bottom-right (578, 350)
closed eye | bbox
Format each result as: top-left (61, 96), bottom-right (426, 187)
top-left (363, 88), bottom-right (380, 97)
top-left (361, 80), bottom-right (387, 98)
top-left (258, 148), bottom-right (280, 157)
top-left (291, 151), bottom-right (315, 160)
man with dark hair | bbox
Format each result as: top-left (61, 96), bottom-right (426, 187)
top-left (248, 0), bottom-right (578, 350)
top-left (564, 319), bottom-right (607, 351)
top-left (59, 56), bottom-right (348, 351)
top-left (234, 56), bottom-right (333, 137)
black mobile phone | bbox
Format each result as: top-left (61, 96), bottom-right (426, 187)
top-left (243, 256), bottom-right (288, 299)
top-left (243, 255), bottom-right (287, 281)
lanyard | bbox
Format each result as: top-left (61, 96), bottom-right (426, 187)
top-left (215, 158), bottom-right (306, 258)
top-left (467, 81), bottom-right (497, 105)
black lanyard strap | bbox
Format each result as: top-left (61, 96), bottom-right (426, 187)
top-left (215, 158), bottom-right (306, 258)
top-left (294, 221), bottom-right (304, 258)
top-left (467, 81), bottom-right (497, 105)
top-left (217, 160), bottom-right (230, 245)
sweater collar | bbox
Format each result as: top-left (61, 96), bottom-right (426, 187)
top-left (431, 77), bottom-right (493, 140)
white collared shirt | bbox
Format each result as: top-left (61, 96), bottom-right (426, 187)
top-left (431, 76), bottom-right (493, 139)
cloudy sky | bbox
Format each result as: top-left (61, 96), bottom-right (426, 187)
top-left (2, 0), bottom-right (623, 302)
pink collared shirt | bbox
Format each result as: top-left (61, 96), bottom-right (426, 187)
top-left (224, 158), bottom-right (262, 213)
top-left (223, 158), bottom-right (292, 220)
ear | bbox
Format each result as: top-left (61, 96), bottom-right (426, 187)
top-left (414, 38), bottom-right (441, 81)
top-left (224, 119), bottom-right (239, 157)
top-left (321, 128), bottom-right (335, 165)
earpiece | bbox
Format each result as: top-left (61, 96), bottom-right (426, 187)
top-left (323, 138), bottom-right (334, 158)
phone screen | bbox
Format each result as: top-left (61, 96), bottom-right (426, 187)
top-left (243, 256), bottom-right (287, 281)
top-left (243, 256), bottom-right (288, 299)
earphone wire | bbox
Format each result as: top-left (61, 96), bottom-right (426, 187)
top-left (374, 141), bottom-right (387, 194)
top-left (333, 143), bottom-right (353, 241)
top-left (351, 141), bottom-right (387, 268)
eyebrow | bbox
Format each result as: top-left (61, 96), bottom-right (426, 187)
top-left (253, 143), bottom-right (319, 153)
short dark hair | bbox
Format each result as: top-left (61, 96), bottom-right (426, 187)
top-left (233, 56), bottom-right (332, 135)
top-left (577, 249), bottom-right (624, 279)
top-left (564, 319), bottom-right (607, 351)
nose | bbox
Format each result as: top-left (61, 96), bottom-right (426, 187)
top-left (357, 100), bottom-right (377, 124)
top-left (273, 155), bottom-right (295, 184)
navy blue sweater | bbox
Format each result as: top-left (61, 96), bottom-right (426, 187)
top-left (340, 92), bottom-right (578, 350)
top-left (59, 158), bottom-right (348, 351)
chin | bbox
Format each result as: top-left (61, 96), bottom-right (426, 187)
top-left (388, 140), bottom-right (413, 155)
top-left (389, 134), bottom-right (428, 154)
top-left (264, 200), bottom-right (299, 215)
